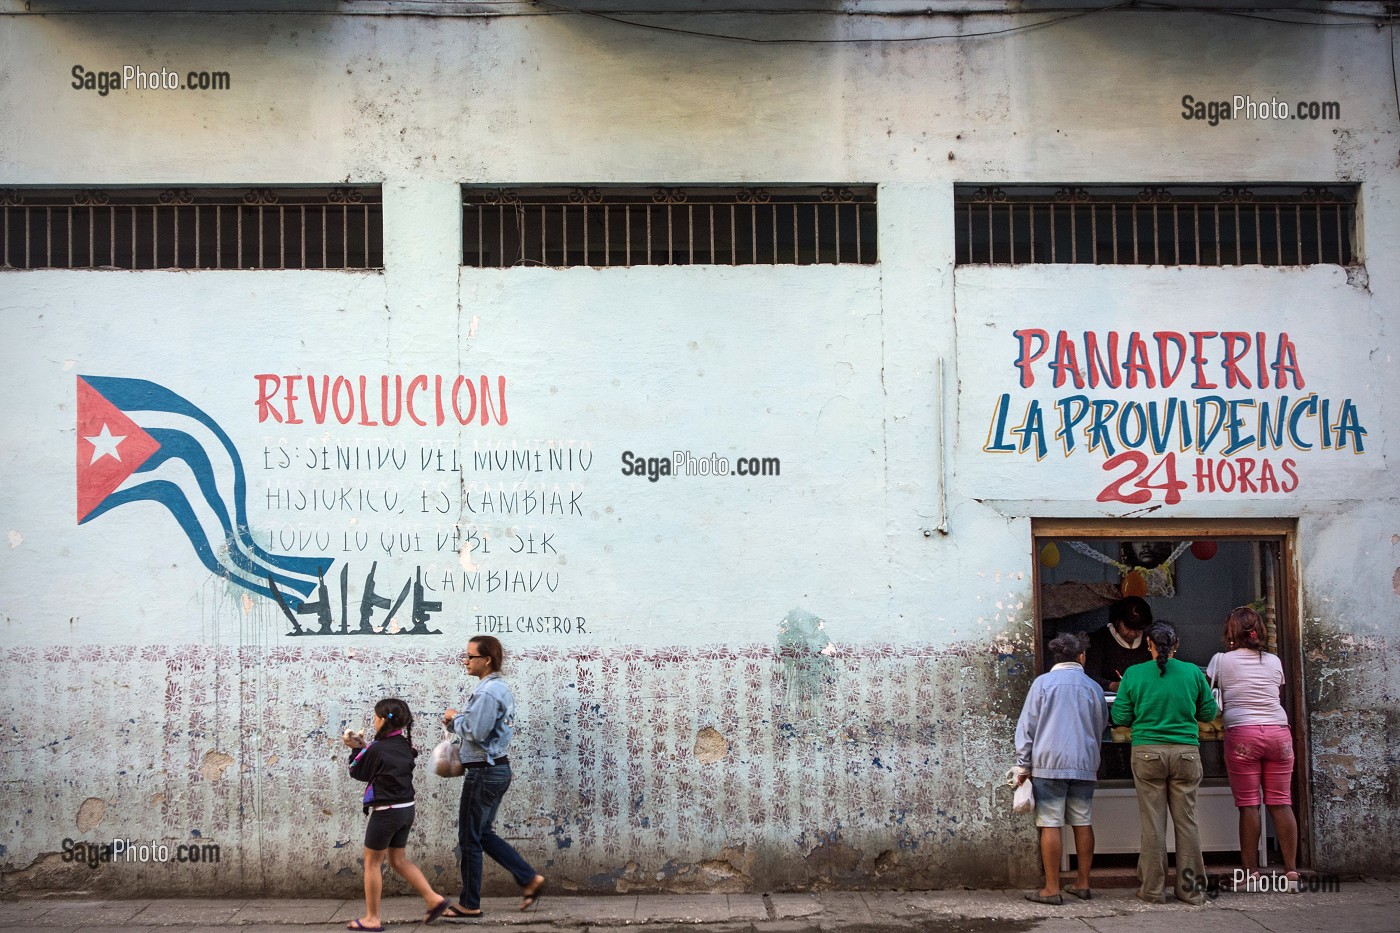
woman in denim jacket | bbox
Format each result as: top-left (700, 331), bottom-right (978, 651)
top-left (440, 636), bottom-right (545, 917)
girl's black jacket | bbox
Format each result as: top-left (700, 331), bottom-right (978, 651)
top-left (348, 733), bottom-right (417, 814)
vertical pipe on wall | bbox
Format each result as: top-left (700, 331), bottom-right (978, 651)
top-left (936, 355), bottom-right (949, 535)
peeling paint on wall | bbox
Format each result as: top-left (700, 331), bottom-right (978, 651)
top-left (199, 751), bottom-right (236, 781)
top-left (75, 797), bottom-right (107, 834)
top-left (693, 727), bottom-right (728, 764)
top-left (0, 637), bottom-right (1039, 895)
top-left (1302, 621), bottom-right (1400, 873)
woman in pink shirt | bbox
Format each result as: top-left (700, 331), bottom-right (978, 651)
top-left (1205, 607), bottom-right (1298, 887)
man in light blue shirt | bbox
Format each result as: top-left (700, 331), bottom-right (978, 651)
top-left (1015, 632), bottom-right (1109, 905)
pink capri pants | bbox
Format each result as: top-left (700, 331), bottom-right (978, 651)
top-left (1223, 724), bottom-right (1294, 807)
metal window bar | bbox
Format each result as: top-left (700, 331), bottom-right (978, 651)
top-left (1260, 203), bottom-right (1271, 261)
top-left (1008, 205), bottom-right (1015, 264)
top-left (1211, 205), bottom-right (1220, 265)
top-left (708, 204), bottom-right (716, 264)
top-left (751, 205), bottom-right (758, 264)
top-left (1295, 205), bottom-right (1302, 265)
top-left (1234, 204), bottom-right (1242, 265)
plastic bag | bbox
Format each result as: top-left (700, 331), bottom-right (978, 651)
top-left (432, 725), bottom-right (464, 778)
top-left (1012, 777), bottom-right (1035, 814)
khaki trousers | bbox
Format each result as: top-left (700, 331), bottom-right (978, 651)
top-left (1131, 743), bottom-right (1207, 905)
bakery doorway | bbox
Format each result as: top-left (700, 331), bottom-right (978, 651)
top-left (1030, 518), bottom-right (1308, 868)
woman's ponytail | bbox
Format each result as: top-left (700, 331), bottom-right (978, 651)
top-left (1224, 606), bottom-right (1265, 658)
top-left (1146, 622), bottom-right (1178, 677)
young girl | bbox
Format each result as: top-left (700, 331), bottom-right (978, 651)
top-left (343, 698), bottom-right (452, 931)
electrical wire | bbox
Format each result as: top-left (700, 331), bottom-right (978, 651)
top-left (533, 0), bottom-right (1135, 44)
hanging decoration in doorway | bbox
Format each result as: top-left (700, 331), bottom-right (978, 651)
top-left (1190, 540), bottom-right (1219, 561)
top-left (1039, 541), bottom-right (1061, 568)
top-left (1121, 568), bottom-right (1149, 597)
top-left (1064, 540), bottom-right (1192, 598)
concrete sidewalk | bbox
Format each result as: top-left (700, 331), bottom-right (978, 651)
top-left (2, 881), bottom-right (1397, 933)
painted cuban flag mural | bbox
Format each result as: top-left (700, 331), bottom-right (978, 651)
top-left (75, 375), bottom-right (333, 610)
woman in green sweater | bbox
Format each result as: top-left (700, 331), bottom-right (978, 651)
top-left (1110, 622), bottom-right (1220, 906)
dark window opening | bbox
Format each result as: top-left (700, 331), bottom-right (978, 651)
top-left (462, 186), bottom-right (877, 268)
top-left (956, 184), bottom-right (1357, 267)
top-left (0, 187), bottom-right (383, 270)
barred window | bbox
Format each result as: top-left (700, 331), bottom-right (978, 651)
top-left (0, 187), bottom-right (383, 270)
top-left (462, 186), bottom-right (877, 268)
top-left (955, 184), bottom-right (1357, 267)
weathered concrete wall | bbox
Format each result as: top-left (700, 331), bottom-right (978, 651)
top-left (1, 2), bottom-right (1398, 893)
top-left (0, 638), bottom-right (1036, 896)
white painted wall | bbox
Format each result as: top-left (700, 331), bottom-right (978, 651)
top-left (1, 3), bottom-right (1397, 891)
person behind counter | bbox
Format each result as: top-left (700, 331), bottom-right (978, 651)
top-left (1206, 606), bottom-right (1299, 890)
top-left (1110, 622), bottom-right (1220, 906)
top-left (1085, 596), bottom-right (1153, 692)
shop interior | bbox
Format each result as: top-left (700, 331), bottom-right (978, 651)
top-left (1033, 525), bottom-right (1302, 868)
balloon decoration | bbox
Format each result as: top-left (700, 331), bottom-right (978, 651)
top-left (1039, 542), bottom-right (1061, 569)
top-left (1190, 540), bottom-right (1218, 561)
top-left (1121, 569), bottom-right (1149, 597)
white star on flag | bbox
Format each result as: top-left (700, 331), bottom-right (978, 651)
top-left (85, 423), bottom-right (127, 464)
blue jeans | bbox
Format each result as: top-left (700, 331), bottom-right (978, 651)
top-left (457, 763), bottom-right (535, 909)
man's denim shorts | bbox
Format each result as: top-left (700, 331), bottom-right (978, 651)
top-left (1030, 777), bottom-right (1095, 828)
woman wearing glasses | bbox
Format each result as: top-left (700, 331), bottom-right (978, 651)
top-left (440, 636), bottom-right (545, 918)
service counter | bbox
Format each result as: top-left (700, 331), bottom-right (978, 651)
top-left (1058, 737), bottom-right (1266, 869)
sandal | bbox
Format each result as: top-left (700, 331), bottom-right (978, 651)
top-left (441, 905), bottom-right (483, 919)
top-left (520, 875), bottom-right (546, 911)
top-left (1024, 891), bottom-right (1063, 905)
top-left (1064, 885), bottom-right (1092, 900)
top-left (347, 922), bottom-right (384, 932)
top-left (425, 899), bottom-right (452, 925)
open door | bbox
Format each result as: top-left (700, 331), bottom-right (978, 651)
top-left (1031, 518), bottom-right (1308, 867)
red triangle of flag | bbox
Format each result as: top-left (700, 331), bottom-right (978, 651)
top-left (76, 377), bottom-right (161, 522)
